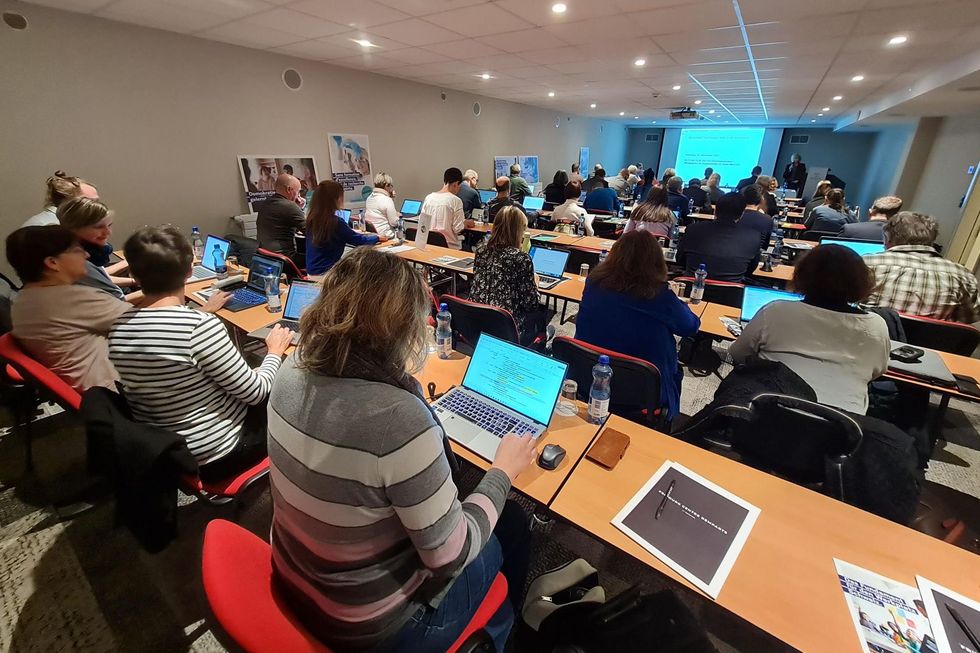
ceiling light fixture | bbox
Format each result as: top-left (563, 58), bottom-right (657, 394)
top-left (590, 103), bottom-right (596, 108)
top-left (851, 74), bottom-right (865, 82)
top-left (833, 95), bottom-right (843, 101)
top-left (708, 109), bottom-right (715, 114)
top-left (811, 119), bottom-right (816, 123)
top-left (551, 3), bottom-right (567, 13)
top-left (731, 0), bottom-right (769, 122)
top-left (352, 39), bottom-right (378, 48)
top-left (888, 34), bottom-right (908, 46)
top-left (481, 73), bottom-right (491, 80)
top-left (818, 113), bottom-right (824, 116)
top-left (633, 116), bottom-right (639, 119)
top-left (634, 58), bottom-right (646, 67)
top-left (619, 111), bottom-right (625, 116)
top-left (821, 106), bottom-right (830, 111)
top-left (652, 120), bottom-right (657, 124)
top-left (548, 91), bottom-right (555, 97)
top-left (694, 99), bottom-right (702, 105)
top-left (672, 84), bottom-right (681, 90)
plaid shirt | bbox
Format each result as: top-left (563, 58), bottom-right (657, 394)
top-left (863, 245), bottom-right (980, 323)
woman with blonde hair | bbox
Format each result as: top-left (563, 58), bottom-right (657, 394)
top-left (704, 172), bottom-right (723, 207)
top-left (268, 247), bottom-right (535, 652)
top-left (24, 170), bottom-right (99, 227)
top-left (365, 171), bottom-right (398, 240)
top-left (57, 197), bottom-right (136, 299)
top-left (623, 186), bottom-right (675, 239)
top-left (470, 206), bottom-right (545, 343)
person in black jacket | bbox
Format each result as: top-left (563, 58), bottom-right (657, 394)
top-left (739, 185), bottom-right (774, 249)
top-left (683, 179), bottom-right (709, 212)
top-left (677, 192), bottom-right (762, 282)
top-left (782, 153), bottom-right (807, 193)
top-left (736, 165), bottom-right (763, 191)
top-left (666, 176), bottom-right (690, 224)
top-left (543, 169), bottom-right (569, 207)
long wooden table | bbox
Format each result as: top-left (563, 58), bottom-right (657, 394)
top-left (549, 416), bottom-right (980, 653)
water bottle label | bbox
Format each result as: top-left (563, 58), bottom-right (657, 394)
top-left (589, 397), bottom-right (609, 420)
top-left (436, 337), bottom-right (452, 358)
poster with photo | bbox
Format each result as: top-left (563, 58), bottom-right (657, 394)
top-left (518, 155), bottom-right (539, 184)
top-left (327, 133), bottom-right (372, 207)
top-left (494, 156), bottom-right (517, 180)
top-left (238, 156), bottom-right (318, 211)
top-left (917, 576), bottom-right (980, 653)
top-left (835, 559), bottom-right (933, 653)
top-left (579, 147), bottom-right (590, 178)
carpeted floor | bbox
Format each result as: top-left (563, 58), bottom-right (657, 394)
top-left (0, 304), bottom-right (976, 652)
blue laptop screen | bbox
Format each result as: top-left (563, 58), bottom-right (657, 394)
top-left (522, 196), bottom-right (545, 211)
top-left (202, 235), bottom-right (230, 271)
top-left (336, 209), bottom-right (351, 224)
top-left (530, 246), bottom-right (569, 278)
top-left (479, 189), bottom-right (496, 204)
top-left (400, 199), bottom-right (422, 216)
top-left (463, 334), bottom-right (568, 426)
top-left (820, 238), bottom-right (885, 257)
top-left (740, 286), bottom-right (803, 322)
top-left (283, 281), bottom-right (320, 320)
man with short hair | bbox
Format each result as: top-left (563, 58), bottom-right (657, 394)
top-left (736, 165), bottom-right (763, 192)
top-left (583, 170), bottom-right (621, 213)
top-left (256, 173), bottom-right (305, 262)
top-left (508, 164), bottom-right (531, 203)
top-left (863, 212), bottom-right (980, 322)
top-left (739, 185), bottom-right (773, 249)
top-left (422, 167), bottom-right (473, 250)
top-left (666, 175), bottom-right (690, 223)
top-left (458, 169), bottom-right (483, 219)
top-left (677, 192), bottom-right (762, 283)
top-left (626, 165), bottom-right (640, 189)
top-left (607, 168), bottom-right (629, 194)
top-left (839, 196), bottom-right (902, 241)
top-left (582, 164), bottom-right (606, 194)
top-left (683, 179), bottom-right (709, 211)
top-left (485, 177), bottom-right (527, 224)
top-left (701, 167), bottom-right (714, 186)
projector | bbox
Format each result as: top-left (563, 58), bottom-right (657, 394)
top-left (670, 109), bottom-right (701, 120)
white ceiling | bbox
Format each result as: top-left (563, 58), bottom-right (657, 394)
top-left (20, 0), bottom-right (980, 126)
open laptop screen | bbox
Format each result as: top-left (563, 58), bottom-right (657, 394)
top-left (201, 235), bottom-right (231, 271)
top-left (283, 280), bottom-right (320, 321)
top-left (479, 189), bottom-right (496, 204)
top-left (530, 246), bottom-right (569, 278)
top-left (400, 199), bottom-right (422, 216)
top-left (335, 209), bottom-right (351, 224)
top-left (740, 286), bottom-right (803, 322)
top-left (522, 196), bottom-right (545, 211)
top-left (247, 254), bottom-right (284, 293)
top-left (463, 333), bottom-right (568, 426)
top-left (819, 238), bottom-right (885, 257)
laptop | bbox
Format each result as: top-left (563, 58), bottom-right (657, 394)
top-left (246, 279), bottom-right (319, 345)
top-left (479, 189), bottom-right (496, 204)
top-left (433, 334), bottom-right (568, 461)
top-left (819, 237), bottom-right (885, 257)
top-left (472, 207), bottom-right (486, 222)
top-left (740, 286), bottom-right (803, 323)
top-left (887, 340), bottom-right (956, 387)
top-left (522, 196), bottom-right (546, 211)
top-left (400, 199), bottom-right (422, 217)
top-left (530, 246), bottom-right (570, 289)
top-left (336, 209), bottom-right (351, 224)
top-left (223, 253), bottom-right (285, 312)
top-left (187, 234), bottom-right (231, 282)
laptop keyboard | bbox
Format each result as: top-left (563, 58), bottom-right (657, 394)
top-left (276, 320), bottom-right (300, 331)
top-left (232, 287), bottom-right (265, 304)
top-left (190, 267), bottom-right (212, 279)
top-left (441, 392), bottom-right (534, 438)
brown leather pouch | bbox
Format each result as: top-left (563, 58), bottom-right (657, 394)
top-left (586, 428), bottom-right (630, 469)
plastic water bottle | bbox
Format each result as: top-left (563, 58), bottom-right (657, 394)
top-left (191, 227), bottom-right (204, 261)
top-left (482, 228), bottom-right (492, 248)
top-left (435, 303), bottom-right (452, 359)
top-left (396, 217), bottom-right (405, 242)
top-left (263, 266), bottom-right (282, 313)
top-left (772, 230), bottom-right (784, 261)
top-left (599, 249), bottom-right (608, 265)
top-left (670, 224), bottom-right (681, 248)
top-left (211, 244), bottom-right (228, 280)
top-left (691, 264), bottom-right (707, 304)
top-left (688, 198), bottom-right (695, 214)
top-left (357, 209), bottom-right (365, 230)
top-left (588, 355), bottom-right (613, 425)
top-left (853, 206), bottom-right (862, 222)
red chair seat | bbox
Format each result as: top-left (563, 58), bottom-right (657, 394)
top-left (5, 365), bottom-right (23, 384)
top-left (181, 457), bottom-right (270, 497)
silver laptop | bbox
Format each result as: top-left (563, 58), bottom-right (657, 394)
top-left (529, 246), bottom-right (570, 289)
top-left (188, 234), bottom-right (231, 282)
top-left (740, 286), bottom-right (803, 324)
top-left (887, 340), bottom-right (956, 387)
top-left (246, 279), bottom-right (319, 345)
top-left (433, 334), bottom-right (568, 461)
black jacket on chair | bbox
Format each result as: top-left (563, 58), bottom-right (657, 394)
top-left (83, 387), bottom-right (198, 552)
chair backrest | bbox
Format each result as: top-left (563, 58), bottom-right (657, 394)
top-left (591, 220), bottom-right (620, 238)
top-left (364, 220), bottom-right (378, 234)
top-left (673, 276), bottom-right (745, 307)
top-left (551, 337), bottom-right (663, 426)
top-left (404, 227), bottom-right (449, 248)
top-left (257, 247), bottom-right (306, 281)
top-left (730, 393), bottom-right (863, 499)
top-left (224, 234), bottom-right (259, 267)
top-left (800, 229), bottom-right (836, 242)
top-left (0, 334), bottom-right (81, 411)
top-left (900, 313), bottom-right (980, 356)
top-left (563, 247), bottom-right (600, 274)
top-left (439, 295), bottom-right (520, 354)
top-left (202, 519), bottom-right (331, 653)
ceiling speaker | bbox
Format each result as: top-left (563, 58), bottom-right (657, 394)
top-left (473, 102), bottom-right (481, 117)
top-left (282, 68), bottom-right (303, 91)
top-left (2, 12), bottom-right (28, 30)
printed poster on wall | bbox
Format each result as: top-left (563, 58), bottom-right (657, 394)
top-left (494, 156), bottom-right (517, 180)
top-left (579, 147), bottom-right (590, 178)
top-left (328, 133), bottom-right (373, 207)
top-left (238, 156), bottom-right (319, 211)
top-left (518, 156), bottom-right (540, 184)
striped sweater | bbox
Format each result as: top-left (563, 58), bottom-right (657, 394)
top-left (108, 306), bottom-right (281, 464)
top-left (268, 355), bottom-right (511, 651)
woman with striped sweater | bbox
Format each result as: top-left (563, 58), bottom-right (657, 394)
top-left (268, 247), bottom-right (535, 652)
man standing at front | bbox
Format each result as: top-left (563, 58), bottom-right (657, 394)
top-left (422, 168), bottom-right (473, 250)
top-left (782, 154), bottom-right (807, 194)
top-left (257, 173), bottom-right (305, 263)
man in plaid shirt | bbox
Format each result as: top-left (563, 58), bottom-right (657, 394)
top-left (863, 211), bottom-right (980, 323)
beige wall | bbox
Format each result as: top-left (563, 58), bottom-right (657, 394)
top-left (0, 0), bottom-right (627, 273)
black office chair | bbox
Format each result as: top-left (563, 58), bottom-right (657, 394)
top-left (552, 337), bottom-right (667, 430)
top-left (404, 227), bottom-right (450, 248)
top-left (899, 313), bottom-right (980, 356)
top-left (224, 234), bottom-right (259, 267)
top-left (673, 276), bottom-right (745, 307)
top-left (590, 220), bottom-right (620, 239)
top-left (799, 230), bottom-right (836, 243)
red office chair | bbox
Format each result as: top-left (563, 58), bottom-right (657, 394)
top-left (180, 457), bottom-right (270, 519)
top-left (0, 334), bottom-right (82, 470)
top-left (257, 248), bottom-right (307, 282)
top-left (202, 519), bottom-right (508, 653)
top-left (439, 295), bottom-right (546, 355)
top-left (551, 337), bottom-right (667, 430)
top-left (899, 313), bottom-right (980, 356)
top-left (673, 276), bottom-right (745, 308)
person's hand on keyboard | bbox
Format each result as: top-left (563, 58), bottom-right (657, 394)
top-left (491, 432), bottom-right (537, 482)
top-left (201, 290), bottom-right (231, 314)
top-left (265, 324), bottom-right (295, 357)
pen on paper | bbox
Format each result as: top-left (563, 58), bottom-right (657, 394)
top-left (656, 479), bottom-right (675, 520)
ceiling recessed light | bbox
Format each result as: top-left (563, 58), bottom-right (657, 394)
top-left (651, 120), bottom-right (657, 124)
top-left (821, 106), bottom-right (830, 111)
top-left (481, 73), bottom-right (490, 80)
top-left (634, 58), bottom-right (646, 67)
top-left (590, 103), bottom-right (596, 108)
top-left (811, 119), bottom-right (816, 123)
top-left (619, 111), bottom-right (625, 116)
top-left (888, 34), bottom-right (908, 46)
top-left (833, 95), bottom-right (843, 101)
top-left (818, 113), bottom-right (824, 116)
top-left (851, 74), bottom-right (865, 82)
top-left (548, 91), bottom-right (555, 97)
top-left (694, 99), bottom-right (702, 105)
top-left (672, 84), bottom-right (681, 90)
top-left (708, 109), bottom-right (715, 114)
top-left (352, 39), bottom-right (377, 48)
top-left (551, 2), bottom-right (567, 13)
top-left (633, 116), bottom-right (639, 119)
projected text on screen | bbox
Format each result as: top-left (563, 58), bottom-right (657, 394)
top-left (674, 129), bottom-right (766, 188)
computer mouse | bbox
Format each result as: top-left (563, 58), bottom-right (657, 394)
top-left (538, 444), bottom-right (566, 470)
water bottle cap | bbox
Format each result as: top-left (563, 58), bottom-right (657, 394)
top-left (698, 263), bottom-right (706, 270)
top-left (598, 355), bottom-right (610, 365)
top-left (439, 303), bottom-right (448, 311)
top-left (601, 249), bottom-right (608, 254)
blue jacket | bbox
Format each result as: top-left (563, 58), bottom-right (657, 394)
top-left (306, 221), bottom-right (379, 275)
top-left (582, 187), bottom-right (621, 213)
top-left (667, 191), bottom-right (690, 223)
top-left (575, 280), bottom-right (700, 419)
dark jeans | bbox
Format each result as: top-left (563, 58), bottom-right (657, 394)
top-left (381, 500), bottom-right (530, 653)
top-left (197, 403), bottom-right (268, 482)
